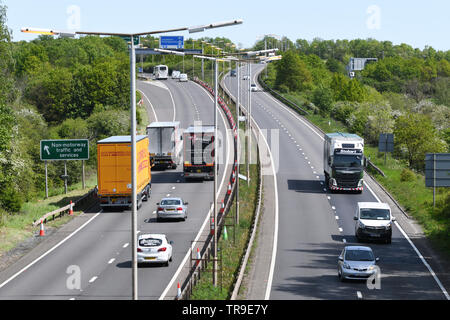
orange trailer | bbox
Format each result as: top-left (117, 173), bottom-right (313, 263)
top-left (97, 136), bottom-right (151, 209)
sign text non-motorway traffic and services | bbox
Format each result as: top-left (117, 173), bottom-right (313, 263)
top-left (40, 139), bottom-right (89, 161)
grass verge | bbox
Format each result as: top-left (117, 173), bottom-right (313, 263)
top-left (190, 122), bottom-right (260, 299)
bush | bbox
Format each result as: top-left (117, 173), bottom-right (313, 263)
top-left (0, 185), bottom-right (23, 213)
top-left (400, 168), bottom-right (416, 182)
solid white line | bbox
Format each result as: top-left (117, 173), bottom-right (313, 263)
top-left (166, 86), bottom-right (177, 122)
top-left (364, 182), bottom-right (449, 300)
top-left (343, 239), bottom-right (347, 243)
top-left (89, 276), bottom-right (98, 283)
top-left (123, 243), bottom-right (129, 248)
top-left (221, 72), bottom-right (279, 301)
top-left (0, 210), bottom-right (103, 289)
top-left (255, 64), bottom-right (449, 300)
top-left (159, 81), bottom-right (233, 300)
top-left (357, 291), bottom-right (363, 299)
top-left (394, 220), bottom-right (450, 300)
top-left (108, 258), bottom-right (115, 264)
top-left (137, 89), bottom-right (158, 123)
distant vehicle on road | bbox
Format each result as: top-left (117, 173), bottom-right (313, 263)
top-left (172, 70), bottom-right (180, 79)
top-left (324, 132), bottom-right (365, 193)
top-left (354, 202), bottom-right (395, 244)
top-left (137, 234), bottom-right (173, 267)
top-left (179, 73), bottom-right (188, 82)
top-left (338, 246), bottom-right (379, 282)
top-left (230, 69), bottom-right (237, 77)
top-left (154, 65), bottom-right (169, 80)
top-left (251, 83), bottom-right (257, 92)
top-left (156, 197), bottom-right (188, 221)
top-left (242, 75), bottom-right (250, 80)
top-left (183, 125), bottom-right (215, 180)
top-left (147, 121), bottom-right (182, 170)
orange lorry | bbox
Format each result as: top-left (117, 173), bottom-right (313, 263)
top-left (97, 135), bottom-right (151, 209)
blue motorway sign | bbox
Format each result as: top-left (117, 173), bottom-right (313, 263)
top-left (160, 36), bottom-right (184, 49)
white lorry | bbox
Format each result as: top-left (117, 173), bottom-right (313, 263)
top-left (323, 133), bottom-right (365, 193)
top-left (147, 122), bottom-right (182, 170)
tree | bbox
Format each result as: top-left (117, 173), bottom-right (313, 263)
top-left (394, 112), bottom-right (447, 170)
top-left (312, 86), bottom-right (334, 116)
top-left (275, 50), bottom-right (312, 91)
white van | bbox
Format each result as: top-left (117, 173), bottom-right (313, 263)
top-left (354, 202), bottom-right (395, 244)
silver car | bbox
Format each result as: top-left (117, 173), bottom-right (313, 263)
top-left (156, 197), bottom-right (188, 221)
top-left (338, 246), bottom-right (379, 281)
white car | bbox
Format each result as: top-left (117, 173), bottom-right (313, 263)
top-left (172, 70), bottom-right (180, 79)
top-left (137, 234), bottom-right (173, 266)
top-left (354, 202), bottom-right (395, 244)
top-left (242, 75), bottom-right (250, 80)
top-left (251, 84), bottom-right (258, 92)
top-left (179, 73), bottom-right (188, 82)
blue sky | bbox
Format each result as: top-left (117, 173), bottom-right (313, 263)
top-left (3, 0), bottom-right (449, 50)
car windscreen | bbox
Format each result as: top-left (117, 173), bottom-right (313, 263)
top-left (161, 200), bottom-right (181, 206)
top-left (345, 249), bottom-right (374, 261)
top-left (360, 208), bottom-right (390, 220)
top-left (139, 238), bottom-right (162, 247)
top-left (333, 154), bottom-right (363, 167)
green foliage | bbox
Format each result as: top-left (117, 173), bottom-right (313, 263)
top-left (394, 112), bottom-right (447, 170)
top-left (312, 86), bottom-right (334, 116)
top-left (275, 50), bottom-right (312, 91)
top-left (400, 168), bottom-right (416, 182)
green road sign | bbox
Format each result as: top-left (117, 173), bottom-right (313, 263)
top-left (40, 139), bottom-right (89, 161)
top-left (120, 35), bottom-right (140, 46)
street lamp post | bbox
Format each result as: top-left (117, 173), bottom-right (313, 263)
top-left (22, 19), bottom-right (242, 300)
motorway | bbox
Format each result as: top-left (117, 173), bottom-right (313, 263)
top-left (223, 64), bottom-right (448, 300)
top-left (0, 77), bottom-right (232, 300)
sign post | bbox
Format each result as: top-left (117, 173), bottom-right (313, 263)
top-left (379, 133), bottom-right (394, 166)
top-left (425, 153), bottom-right (450, 208)
top-left (40, 139), bottom-right (89, 196)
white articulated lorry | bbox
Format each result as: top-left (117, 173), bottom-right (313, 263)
top-left (324, 132), bottom-right (365, 193)
top-left (147, 122), bottom-right (182, 170)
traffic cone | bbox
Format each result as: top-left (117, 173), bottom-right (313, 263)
top-left (39, 220), bottom-right (45, 237)
top-left (223, 226), bottom-right (228, 241)
top-left (227, 183), bottom-right (231, 195)
top-left (210, 217), bottom-right (215, 235)
top-left (231, 170), bottom-right (236, 183)
top-left (196, 248), bottom-right (201, 267)
top-left (69, 201), bottom-right (74, 216)
top-left (219, 200), bottom-right (225, 214)
top-left (176, 282), bottom-right (182, 300)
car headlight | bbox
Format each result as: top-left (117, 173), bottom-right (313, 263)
top-left (358, 221), bottom-right (365, 229)
top-left (343, 262), bottom-right (351, 269)
top-left (385, 222), bottom-right (392, 230)
top-left (358, 179), bottom-right (364, 187)
top-left (368, 266), bottom-right (375, 271)
top-left (331, 178), bottom-right (337, 186)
